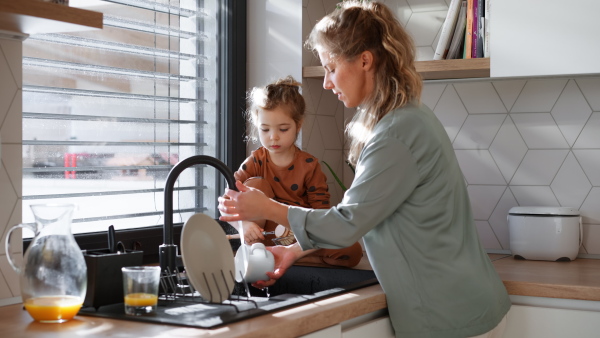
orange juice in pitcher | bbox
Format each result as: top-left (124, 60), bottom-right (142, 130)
top-left (24, 296), bottom-right (83, 323)
top-left (5, 204), bottom-right (87, 323)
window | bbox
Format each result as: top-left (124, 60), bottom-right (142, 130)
top-left (21, 0), bottom-right (246, 258)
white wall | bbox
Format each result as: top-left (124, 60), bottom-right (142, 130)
top-left (246, 0), bottom-right (303, 154)
top-left (0, 34), bottom-right (24, 305)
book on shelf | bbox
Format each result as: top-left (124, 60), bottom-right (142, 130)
top-left (484, 0), bottom-right (491, 58)
top-left (471, 0), bottom-right (479, 58)
top-left (464, 0), bottom-right (474, 59)
top-left (433, 0), bottom-right (463, 60)
top-left (475, 0), bottom-right (485, 58)
top-left (447, 0), bottom-right (467, 60)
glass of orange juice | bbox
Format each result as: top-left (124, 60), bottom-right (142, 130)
top-left (122, 266), bottom-right (160, 315)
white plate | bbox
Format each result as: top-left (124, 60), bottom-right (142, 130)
top-left (180, 213), bottom-right (236, 303)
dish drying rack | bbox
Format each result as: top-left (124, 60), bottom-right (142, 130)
top-left (158, 265), bottom-right (262, 309)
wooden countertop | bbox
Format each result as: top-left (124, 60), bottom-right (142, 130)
top-left (0, 284), bottom-right (387, 338)
top-left (2, 254), bottom-right (600, 337)
top-left (490, 254), bottom-right (600, 301)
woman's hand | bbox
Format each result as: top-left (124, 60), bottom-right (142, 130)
top-left (219, 181), bottom-right (291, 227)
top-left (218, 181), bottom-right (269, 222)
top-left (251, 243), bottom-right (319, 289)
top-left (251, 243), bottom-right (302, 288)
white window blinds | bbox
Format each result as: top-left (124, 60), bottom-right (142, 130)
top-left (22, 0), bottom-right (220, 234)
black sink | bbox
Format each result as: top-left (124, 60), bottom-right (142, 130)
top-left (219, 219), bottom-right (377, 297)
top-left (234, 265), bottom-right (377, 297)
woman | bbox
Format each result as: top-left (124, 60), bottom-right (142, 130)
top-left (219, 2), bottom-right (510, 337)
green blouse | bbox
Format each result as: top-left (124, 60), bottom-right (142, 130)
top-left (289, 103), bottom-right (510, 338)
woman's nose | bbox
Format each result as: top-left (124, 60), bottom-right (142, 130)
top-left (323, 75), bottom-right (333, 90)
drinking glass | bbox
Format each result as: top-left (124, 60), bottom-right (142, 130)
top-left (122, 266), bottom-right (160, 315)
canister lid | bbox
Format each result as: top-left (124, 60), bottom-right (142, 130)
top-left (508, 206), bottom-right (580, 216)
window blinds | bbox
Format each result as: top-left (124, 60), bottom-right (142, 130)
top-left (21, 0), bottom-right (219, 234)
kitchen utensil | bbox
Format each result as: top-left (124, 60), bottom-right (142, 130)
top-left (234, 243), bottom-right (275, 283)
top-left (108, 225), bottom-right (116, 253)
top-left (272, 234), bottom-right (297, 246)
top-left (226, 224), bottom-right (290, 240)
top-left (122, 266), bottom-right (161, 316)
top-left (180, 213), bottom-right (235, 303)
top-left (226, 231), bottom-right (275, 240)
top-left (116, 241), bottom-right (126, 253)
top-left (4, 204), bottom-right (87, 323)
top-left (83, 248), bottom-right (143, 310)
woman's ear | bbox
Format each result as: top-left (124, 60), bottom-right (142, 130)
top-left (361, 51), bottom-right (374, 71)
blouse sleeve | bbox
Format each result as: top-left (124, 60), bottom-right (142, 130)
top-left (290, 136), bottom-right (420, 250)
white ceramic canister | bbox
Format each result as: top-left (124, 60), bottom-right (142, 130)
top-left (508, 206), bottom-right (582, 261)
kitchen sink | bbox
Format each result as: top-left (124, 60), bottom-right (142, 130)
top-left (234, 265), bottom-right (377, 297)
top-left (79, 156), bottom-right (378, 328)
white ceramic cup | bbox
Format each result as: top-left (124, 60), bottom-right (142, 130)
top-left (234, 243), bottom-right (275, 283)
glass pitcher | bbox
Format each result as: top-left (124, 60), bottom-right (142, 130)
top-left (5, 204), bottom-right (87, 323)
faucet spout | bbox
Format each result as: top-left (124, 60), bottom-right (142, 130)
top-left (160, 155), bottom-right (237, 274)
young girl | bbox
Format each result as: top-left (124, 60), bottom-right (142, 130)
top-left (220, 2), bottom-right (510, 338)
top-left (233, 75), bottom-right (363, 268)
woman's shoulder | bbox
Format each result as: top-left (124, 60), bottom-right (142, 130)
top-left (376, 103), bottom-right (428, 132)
top-left (375, 103), bottom-right (444, 146)
top-left (390, 102), bottom-right (433, 122)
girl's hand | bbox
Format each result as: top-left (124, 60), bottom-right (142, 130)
top-left (242, 221), bottom-right (265, 244)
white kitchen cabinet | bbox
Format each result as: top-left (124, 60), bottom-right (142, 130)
top-left (299, 309), bottom-right (393, 338)
top-left (342, 316), bottom-right (395, 338)
top-left (503, 304), bottom-right (600, 338)
top-left (300, 324), bottom-right (342, 338)
top-left (491, 0), bottom-right (600, 78)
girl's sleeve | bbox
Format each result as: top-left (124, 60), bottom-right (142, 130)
top-left (305, 161), bottom-right (331, 209)
top-left (233, 155), bottom-right (255, 183)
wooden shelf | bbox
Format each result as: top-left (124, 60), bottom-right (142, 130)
top-left (303, 58), bottom-right (490, 81)
top-left (0, 0), bottom-right (103, 36)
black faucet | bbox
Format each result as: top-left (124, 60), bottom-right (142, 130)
top-left (160, 155), bottom-right (238, 274)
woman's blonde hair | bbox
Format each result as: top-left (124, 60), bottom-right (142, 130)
top-left (305, 1), bottom-right (422, 165)
top-left (245, 75), bottom-right (306, 143)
